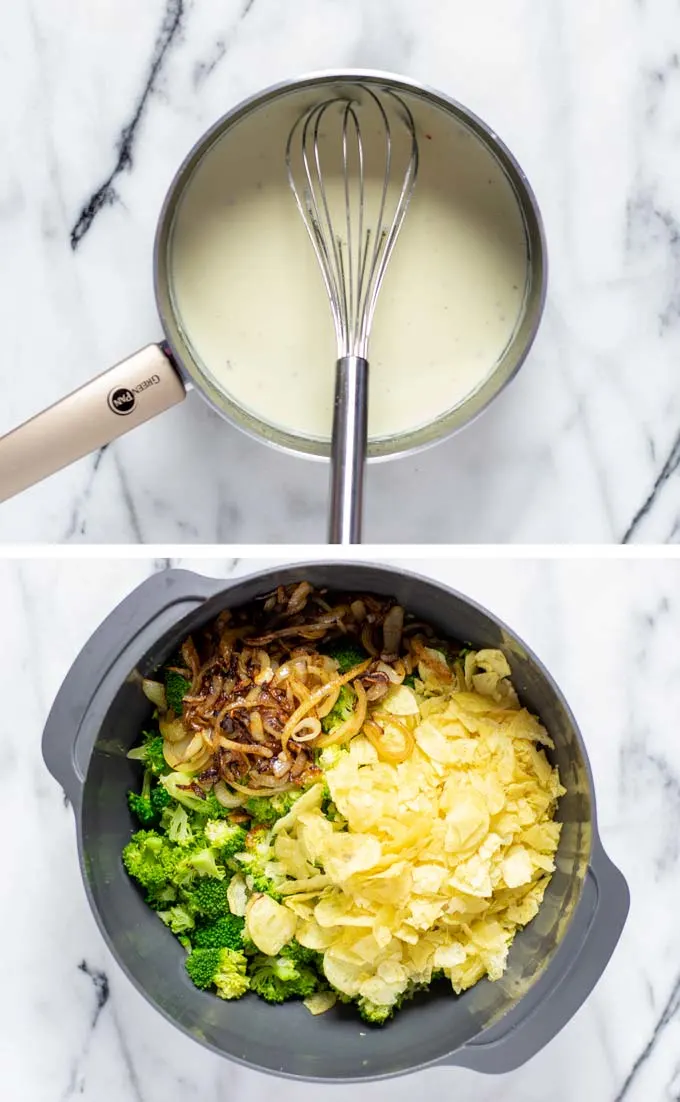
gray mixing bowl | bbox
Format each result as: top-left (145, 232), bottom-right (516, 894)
top-left (42, 563), bottom-right (628, 1082)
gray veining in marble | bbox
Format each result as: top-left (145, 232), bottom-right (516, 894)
top-left (1, 0), bottom-right (680, 542)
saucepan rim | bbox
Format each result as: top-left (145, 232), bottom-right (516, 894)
top-left (153, 69), bottom-right (548, 462)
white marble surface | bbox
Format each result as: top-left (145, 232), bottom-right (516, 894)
top-left (1, 0), bottom-right (680, 543)
top-left (4, 551), bottom-right (680, 1100)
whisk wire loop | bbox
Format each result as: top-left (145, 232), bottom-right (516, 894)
top-left (286, 84), bottom-right (418, 360)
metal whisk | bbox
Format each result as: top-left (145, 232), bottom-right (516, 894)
top-left (286, 85), bottom-right (418, 544)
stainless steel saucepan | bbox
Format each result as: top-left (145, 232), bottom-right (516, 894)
top-left (0, 70), bottom-right (547, 519)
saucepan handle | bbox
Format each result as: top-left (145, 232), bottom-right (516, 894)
top-left (0, 343), bottom-right (186, 503)
top-left (41, 569), bottom-right (224, 808)
top-left (443, 841), bottom-right (629, 1074)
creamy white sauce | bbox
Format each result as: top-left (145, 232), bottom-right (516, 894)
top-left (169, 89), bottom-right (529, 443)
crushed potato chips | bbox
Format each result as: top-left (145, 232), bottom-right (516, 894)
top-left (275, 649), bottom-right (564, 1007)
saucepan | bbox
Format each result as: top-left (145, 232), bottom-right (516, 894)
top-left (42, 562), bottom-right (627, 1082)
top-left (0, 70), bottom-right (546, 527)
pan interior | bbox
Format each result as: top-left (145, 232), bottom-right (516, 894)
top-left (159, 77), bottom-right (542, 459)
top-left (78, 566), bottom-right (589, 1081)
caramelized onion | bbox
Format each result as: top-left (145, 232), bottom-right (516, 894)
top-left (382, 605), bottom-right (404, 656)
top-left (142, 679), bottom-right (166, 709)
top-left (316, 681), bottom-right (368, 748)
top-left (291, 717), bottom-right (322, 743)
top-left (213, 780), bottom-right (243, 809)
top-left (364, 717), bottom-right (414, 764)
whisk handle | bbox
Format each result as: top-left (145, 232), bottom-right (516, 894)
top-left (328, 355), bottom-right (368, 545)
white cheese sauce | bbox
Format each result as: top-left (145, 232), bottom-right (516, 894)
top-left (169, 90), bottom-right (529, 443)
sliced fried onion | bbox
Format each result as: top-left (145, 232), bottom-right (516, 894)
top-left (281, 660), bottom-right (371, 750)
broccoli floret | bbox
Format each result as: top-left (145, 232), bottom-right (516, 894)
top-left (175, 846), bottom-right (226, 886)
top-left (243, 798), bottom-right (280, 828)
top-left (195, 791), bottom-right (232, 820)
top-left (248, 953), bottom-right (319, 1003)
top-left (159, 779), bottom-right (233, 821)
top-left (355, 982), bottom-right (424, 1024)
top-left (185, 947), bottom-right (249, 999)
top-left (122, 830), bottom-right (179, 895)
top-left (402, 673), bottom-right (417, 689)
top-left (316, 745), bottom-right (348, 770)
top-left (321, 684), bottom-right (356, 734)
top-left (244, 791), bottom-right (302, 827)
top-left (165, 669), bottom-right (191, 715)
top-left (157, 904), bottom-right (196, 935)
top-left (161, 803), bottom-right (195, 846)
top-left (193, 914), bottom-right (246, 951)
top-left (322, 638), bottom-right (368, 674)
top-left (185, 947), bottom-right (220, 989)
top-left (146, 883), bottom-right (178, 910)
top-left (280, 940), bottom-right (322, 969)
top-left (127, 772), bottom-right (172, 827)
top-left (150, 784), bottom-right (171, 816)
top-left (186, 877), bottom-right (229, 920)
top-left (160, 773), bottom-right (219, 814)
top-left (356, 997), bottom-right (394, 1025)
top-left (204, 820), bottom-right (248, 858)
top-left (127, 778), bottom-right (156, 827)
top-left (214, 949), bottom-right (250, 1000)
top-left (127, 730), bottom-right (168, 777)
top-left (235, 849), bottom-right (284, 901)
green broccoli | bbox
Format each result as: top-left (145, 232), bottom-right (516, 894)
top-left (402, 673), bottom-right (417, 689)
top-left (204, 820), bottom-right (248, 858)
top-left (193, 914), bottom-right (246, 951)
top-left (280, 939), bottom-right (322, 969)
top-left (316, 745), bottom-right (349, 770)
top-left (248, 953), bottom-right (319, 1003)
top-left (174, 846), bottom-right (226, 886)
top-left (126, 730), bottom-right (168, 777)
top-left (194, 791), bottom-right (232, 820)
top-left (161, 803), bottom-right (195, 846)
top-left (322, 637), bottom-right (368, 673)
top-left (157, 904), bottom-right (196, 935)
top-left (127, 769), bottom-right (155, 827)
top-left (160, 773), bottom-right (217, 813)
top-left (244, 791), bottom-right (302, 827)
top-left (214, 949), bottom-right (250, 1000)
top-left (185, 947), bottom-right (250, 999)
top-left (151, 784), bottom-right (172, 816)
top-left (356, 997), bottom-right (394, 1025)
top-left (158, 777), bottom-right (237, 821)
top-left (235, 837), bottom-right (284, 900)
top-left (321, 684), bottom-right (356, 734)
top-left (128, 772), bottom-right (172, 827)
top-left (186, 877), bottom-right (229, 920)
top-left (164, 669), bottom-right (191, 715)
top-left (146, 883), bottom-right (178, 910)
top-left (122, 830), bottom-right (179, 896)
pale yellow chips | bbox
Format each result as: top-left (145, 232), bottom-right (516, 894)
top-left (273, 649), bottom-right (565, 1010)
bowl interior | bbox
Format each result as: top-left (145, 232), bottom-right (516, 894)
top-left (78, 565), bottom-right (590, 1080)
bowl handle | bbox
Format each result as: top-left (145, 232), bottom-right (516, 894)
top-left (41, 569), bottom-right (222, 807)
top-left (441, 841), bottom-right (629, 1074)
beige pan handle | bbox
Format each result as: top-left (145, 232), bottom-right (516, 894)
top-left (0, 344), bottom-right (186, 503)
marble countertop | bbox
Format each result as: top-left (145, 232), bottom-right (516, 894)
top-left (1, 1), bottom-right (680, 543)
top-left (5, 552), bottom-right (679, 1099)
